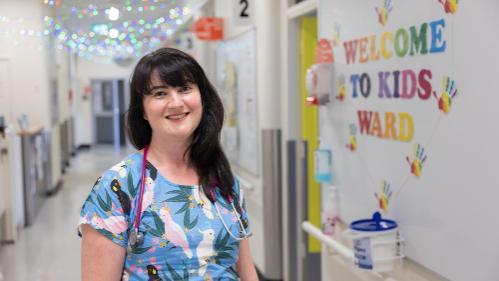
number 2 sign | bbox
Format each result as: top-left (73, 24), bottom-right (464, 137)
top-left (233, 0), bottom-right (254, 26)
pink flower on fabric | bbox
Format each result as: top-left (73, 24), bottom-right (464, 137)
top-left (148, 246), bottom-right (156, 253)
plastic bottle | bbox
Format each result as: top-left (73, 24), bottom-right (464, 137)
top-left (322, 185), bottom-right (339, 235)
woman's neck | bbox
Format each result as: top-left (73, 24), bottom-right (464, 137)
top-left (147, 135), bottom-right (191, 169)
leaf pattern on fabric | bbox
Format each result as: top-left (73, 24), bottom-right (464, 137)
top-left (214, 231), bottom-right (235, 264)
top-left (127, 172), bottom-right (137, 198)
top-left (78, 152), bottom-right (249, 280)
top-left (131, 246), bottom-right (152, 255)
top-left (96, 191), bottom-right (112, 213)
top-left (142, 211), bottom-right (165, 238)
top-left (165, 189), bottom-right (199, 230)
top-left (165, 259), bottom-right (183, 280)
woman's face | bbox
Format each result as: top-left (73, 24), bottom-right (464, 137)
top-left (143, 71), bottom-right (203, 144)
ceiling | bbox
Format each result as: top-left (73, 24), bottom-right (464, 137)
top-left (45, 0), bottom-right (204, 59)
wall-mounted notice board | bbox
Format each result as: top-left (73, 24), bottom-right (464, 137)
top-left (216, 29), bottom-right (259, 175)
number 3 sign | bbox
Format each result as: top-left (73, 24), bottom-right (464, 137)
top-left (233, 0), bottom-right (254, 26)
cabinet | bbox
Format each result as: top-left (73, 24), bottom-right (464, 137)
top-left (0, 126), bottom-right (23, 242)
top-left (18, 126), bottom-right (51, 226)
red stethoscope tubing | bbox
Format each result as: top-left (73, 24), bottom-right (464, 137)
top-left (134, 145), bottom-right (149, 230)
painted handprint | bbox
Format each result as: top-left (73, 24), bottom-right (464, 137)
top-left (375, 0), bottom-right (394, 26)
top-left (438, 0), bottom-right (458, 14)
top-left (433, 76), bottom-right (458, 114)
top-left (332, 23), bottom-right (341, 47)
top-left (345, 124), bottom-right (357, 152)
top-left (406, 144), bottom-right (427, 178)
top-left (336, 74), bottom-right (346, 101)
top-left (375, 181), bottom-right (392, 212)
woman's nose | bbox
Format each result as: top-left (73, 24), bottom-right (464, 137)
top-left (168, 91), bottom-right (183, 107)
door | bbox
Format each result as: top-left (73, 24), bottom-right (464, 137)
top-left (92, 79), bottom-right (126, 146)
top-left (300, 16), bottom-right (321, 281)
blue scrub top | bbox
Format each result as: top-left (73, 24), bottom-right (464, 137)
top-left (79, 151), bottom-right (251, 281)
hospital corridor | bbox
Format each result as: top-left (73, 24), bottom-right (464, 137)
top-left (0, 0), bottom-right (497, 281)
top-left (0, 146), bottom-right (132, 280)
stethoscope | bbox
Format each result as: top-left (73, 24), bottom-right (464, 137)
top-left (128, 145), bottom-right (251, 250)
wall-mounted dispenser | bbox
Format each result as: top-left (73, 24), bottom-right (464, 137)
top-left (305, 38), bottom-right (336, 106)
top-left (306, 63), bottom-right (334, 106)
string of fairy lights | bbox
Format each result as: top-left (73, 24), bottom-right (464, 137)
top-left (0, 1), bottom-right (194, 59)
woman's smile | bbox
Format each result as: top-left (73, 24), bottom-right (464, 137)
top-left (165, 112), bottom-right (190, 120)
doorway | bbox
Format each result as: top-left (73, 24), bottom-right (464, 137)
top-left (91, 79), bottom-right (126, 146)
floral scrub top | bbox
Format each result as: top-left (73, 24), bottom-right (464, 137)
top-left (78, 151), bottom-right (251, 281)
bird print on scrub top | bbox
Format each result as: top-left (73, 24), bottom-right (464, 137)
top-left (78, 151), bottom-right (251, 281)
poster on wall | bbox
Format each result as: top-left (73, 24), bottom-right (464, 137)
top-left (318, 1), bottom-right (499, 280)
top-left (216, 29), bottom-right (258, 175)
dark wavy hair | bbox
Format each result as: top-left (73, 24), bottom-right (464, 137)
top-left (127, 47), bottom-right (234, 202)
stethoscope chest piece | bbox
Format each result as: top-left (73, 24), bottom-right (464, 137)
top-left (129, 229), bottom-right (144, 249)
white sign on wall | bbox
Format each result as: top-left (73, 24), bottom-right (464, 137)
top-left (233, 0), bottom-right (254, 26)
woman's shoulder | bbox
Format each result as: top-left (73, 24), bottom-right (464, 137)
top-left (103, 151), bottom-right (143, 179)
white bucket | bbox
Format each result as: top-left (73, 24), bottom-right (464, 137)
top-left (346, 212), bottom-right (404, 272)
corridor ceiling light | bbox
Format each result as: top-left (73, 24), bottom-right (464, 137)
top-left (39, 1), bottom-right (203, 59)
top-left (109, 28), bottom-right (119, 39)
top-left (108, 7), bottom-right (120, 21)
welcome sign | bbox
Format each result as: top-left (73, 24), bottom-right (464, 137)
top-left (317, 1), bottom-right (499, 280)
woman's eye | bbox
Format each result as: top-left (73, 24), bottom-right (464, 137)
top-left (179, 86), bottom-right (192, 93)
top-left (152, 91), bottom-right (166, 98)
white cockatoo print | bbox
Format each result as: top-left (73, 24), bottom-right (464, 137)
top-left (192, 187), bottom-right (214, 220)
top-left (159, 204), bottom-right (193, 259)
top-left (110, 160), bottom-right (129, 178)
top-left (197, 228), bottom-right (216, 276)
top-left (141, 176), bottom-right (155, 211)
top-left (122, 269), bottom-right (130, 281)
top-left (91, 213), bottom-right (128, 235)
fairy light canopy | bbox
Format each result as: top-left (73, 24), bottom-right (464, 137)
top-left (43, 0), bottom-right (203, 59)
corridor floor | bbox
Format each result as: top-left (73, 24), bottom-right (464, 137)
top-left (0, 146), bottom-right (132, 281)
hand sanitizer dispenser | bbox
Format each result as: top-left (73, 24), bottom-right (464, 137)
top-left (305, 63), bottom-right (335, 106)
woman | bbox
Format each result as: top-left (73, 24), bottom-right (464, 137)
top-left (79, 48), bottom-right (258, 281)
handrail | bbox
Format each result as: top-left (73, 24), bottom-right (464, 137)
top-left (302, 221), bottom-right (401, 281)
top-left (301, 221), bottom-right (354, 260)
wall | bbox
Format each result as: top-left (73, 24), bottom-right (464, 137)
top-left (0, 0), bottom-right (65, 188)
top-left (317, 0), bottom-right (499, 280)
top-left (0, 0), bottom-right (53, 128)
top-left (213, 0), bottom-right (282, 275)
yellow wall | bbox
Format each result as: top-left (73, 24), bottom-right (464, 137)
top-left (300, 16), bottom-right (320, 252)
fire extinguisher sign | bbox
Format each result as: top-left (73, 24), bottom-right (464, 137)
top-left (233, 0), bottom-right (254, 26)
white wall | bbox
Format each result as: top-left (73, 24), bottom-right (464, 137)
top-left (316, 0), bottom-right (498, 280)
top-left (0, 0), bottom-right (65, 188)
top-left (0, 0), bottom-right (53, 128)
top-left (213, 0), bottom-right (281, 275)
